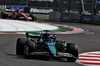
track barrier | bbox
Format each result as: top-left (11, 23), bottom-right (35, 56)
top-left (81, 14), bottom-right (93, 24)
top-left (70, 13), bottom-right (81, 23)
top-left (49, 12), bottom-right (100, 25)
top-left (61, 13), bottom-right (70, 22)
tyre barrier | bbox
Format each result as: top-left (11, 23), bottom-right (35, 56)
top-left (93, 15), bottom-right (100, 24)
top-left (49, 12), bottom-right (61, 22)
top-left (81, 14), bottom-right (93, 24)
top-left (61, 13), bottom-right (70, 22)
top-left (70, 13), bottom-right (81, 23)
top-left (49, 12), bottom-right (55, 21)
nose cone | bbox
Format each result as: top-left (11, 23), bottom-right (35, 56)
top-left (49, 46), bottom-right (56, 54)
top-left (46, 42), bottom-right (56, 55)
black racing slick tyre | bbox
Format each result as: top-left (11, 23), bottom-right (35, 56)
top-left (24, 40), bottom-right (36, 59)
top-left (1, 12), bottom-right (8, 19)
top-left (66, 43), bottom-right (78, 62)
top-left (26, 40), bottom-right (36, 52)
top-left (16, 38), bottom-right (28, 55)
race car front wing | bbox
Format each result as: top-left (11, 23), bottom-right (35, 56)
top-left (30, 52), bottom-right (76, 59)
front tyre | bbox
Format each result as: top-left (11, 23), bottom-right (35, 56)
top-left (16, 38), bottom-right (28, 55)
top-left (66, 43), bottom-right (78, 62)
top-left (24, 40), bottom-right (36, 59)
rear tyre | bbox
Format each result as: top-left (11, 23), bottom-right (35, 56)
top-left (29, 14), bottom-right (37, 21)
top-left (1, 12), bottom-right (8, 19)
top-left (16, 38), bottom-right (28, 55)
top-left (24, 40), bottom-right (36, 59)
top-left (16, 14), bottom-right (20, 20)
top-left (66, 43), bottom-right (78, 62)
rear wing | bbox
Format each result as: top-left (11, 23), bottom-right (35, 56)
top-left (26, 32), bottom-right (41, 38)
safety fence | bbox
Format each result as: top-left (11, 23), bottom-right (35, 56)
top-left (0, 0), bottom-right (53, 8)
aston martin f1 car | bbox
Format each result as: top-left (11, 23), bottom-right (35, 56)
top-left (0, 9), bottom-right (37, 21)
top-left (16, 30), bottom-right (78, 62)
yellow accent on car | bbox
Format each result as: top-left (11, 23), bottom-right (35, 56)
top-left (32, 39), bottom-right (37, 47)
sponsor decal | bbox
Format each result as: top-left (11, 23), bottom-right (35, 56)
top-left (30, 8), bottom-right (53, 14)
top-left (10, 6), bottom-right (24, 13)
top-left (31, 52), bottom-right (49, 55)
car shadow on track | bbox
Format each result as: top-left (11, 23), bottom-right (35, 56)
top-left (6, 53), bottom-right (74, 63)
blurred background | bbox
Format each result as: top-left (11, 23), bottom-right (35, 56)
top-left (0, 0), bottom-right (100, 24)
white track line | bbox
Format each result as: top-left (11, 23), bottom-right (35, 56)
top-left (0, 19), bottom-right (58, 31)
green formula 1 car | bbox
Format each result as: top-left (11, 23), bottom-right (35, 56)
top-left (16, 30), bottom-right (78, 62)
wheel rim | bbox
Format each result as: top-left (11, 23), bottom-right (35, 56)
top-left (24, 45), bottom-right (29, 56)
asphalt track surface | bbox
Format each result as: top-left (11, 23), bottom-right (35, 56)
top-left (0, 25), bottom-right (100, 66)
